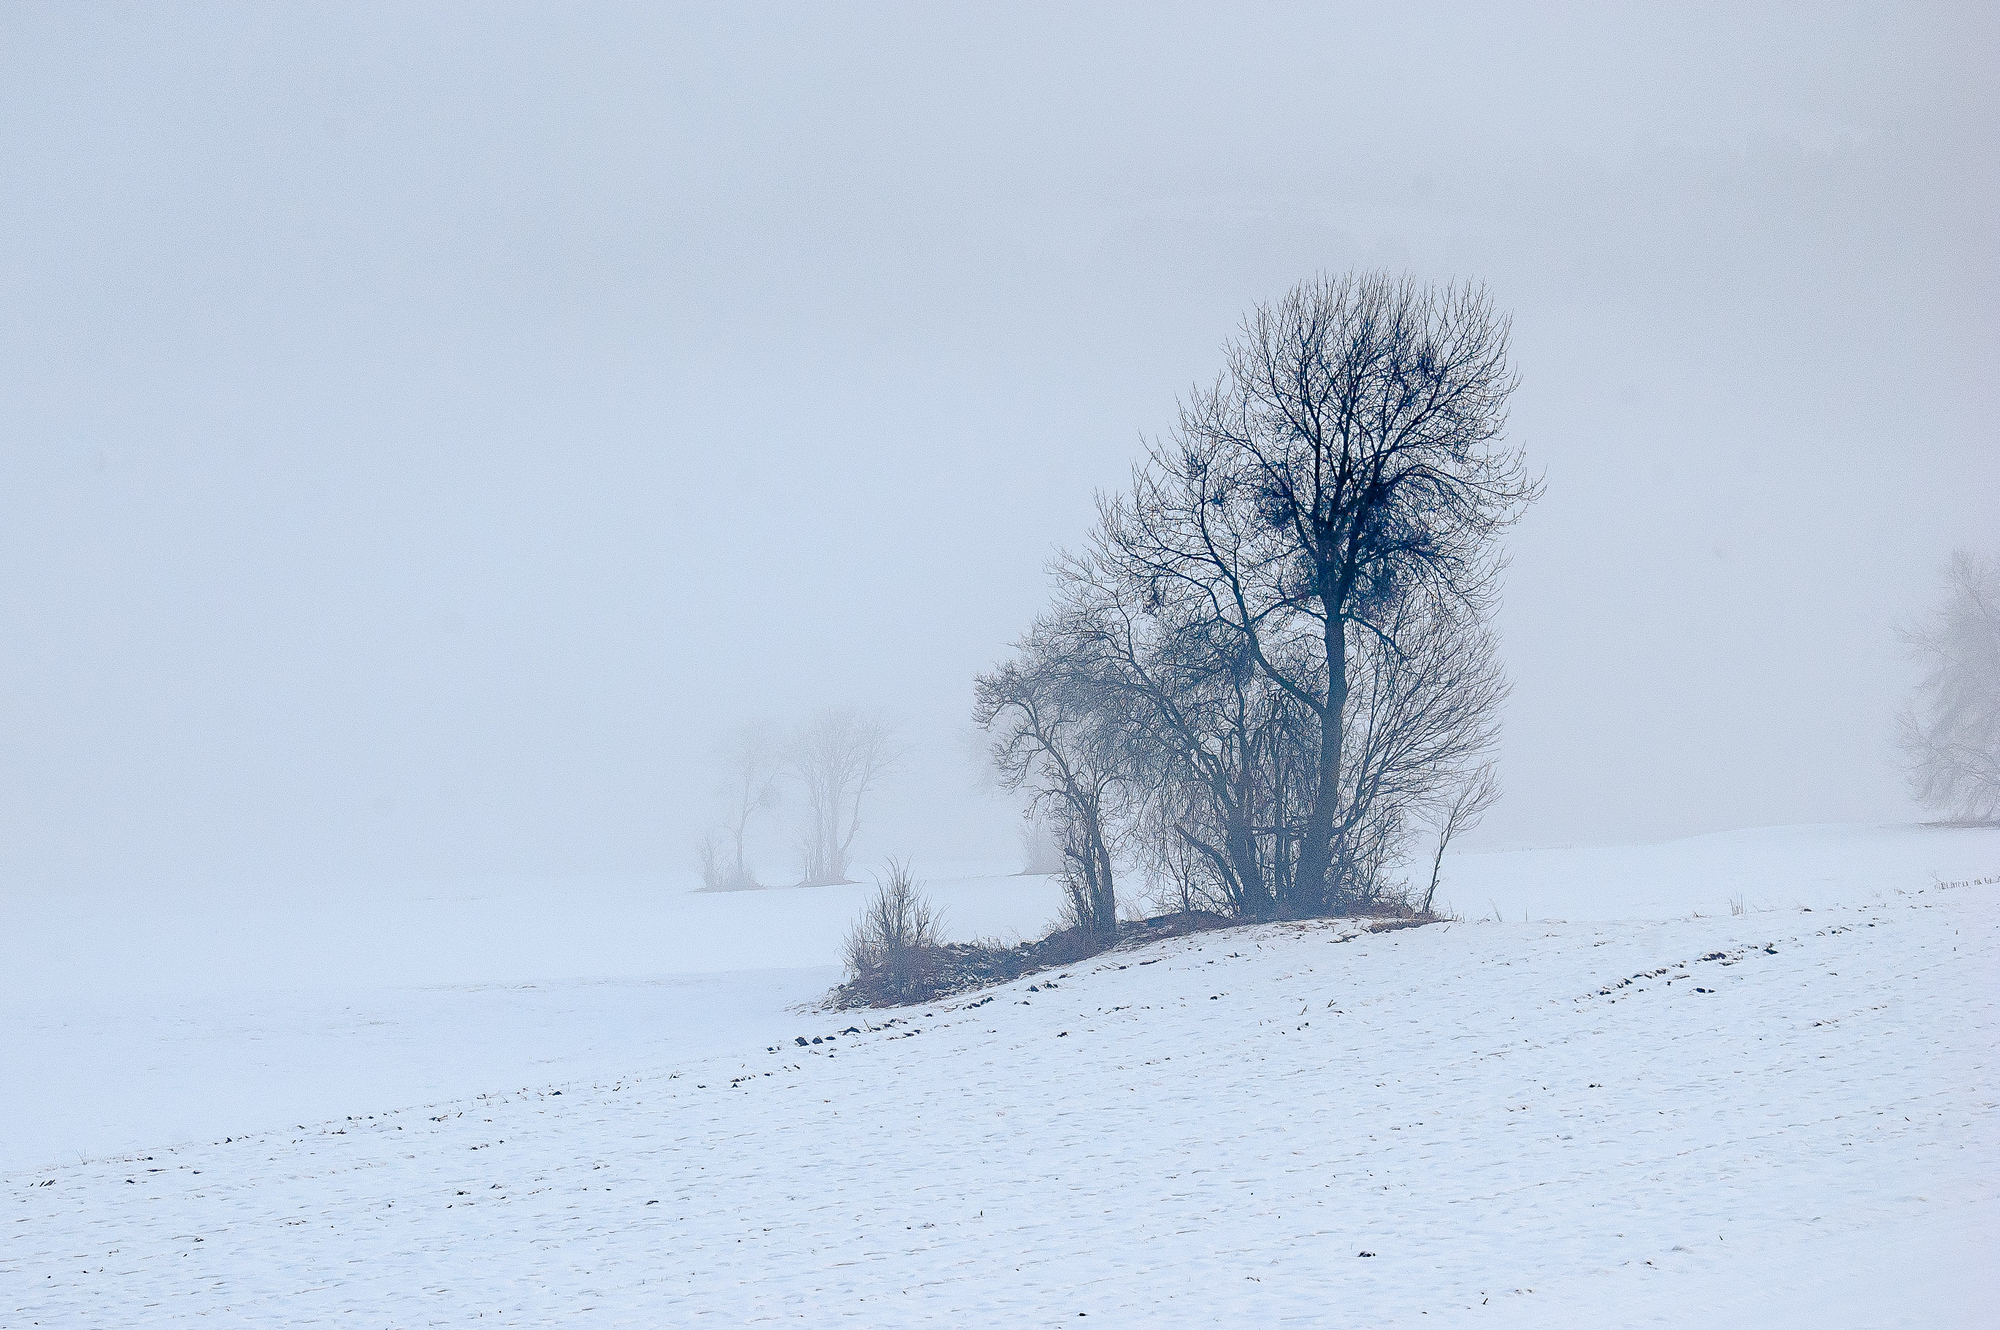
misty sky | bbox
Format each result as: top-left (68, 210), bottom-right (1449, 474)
top-left (2, 3), bottom-right (1994, 894)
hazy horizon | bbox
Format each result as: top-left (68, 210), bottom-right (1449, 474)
top-left (3, 3), bottom-right (1994, 895)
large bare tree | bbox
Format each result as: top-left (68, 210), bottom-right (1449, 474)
top-left (1898, 549), bottom-right (2000, 825)
top-left (976, 272), bottom-right (1532, 923)
top-left (1107, 273), bottom-right (1537, 911)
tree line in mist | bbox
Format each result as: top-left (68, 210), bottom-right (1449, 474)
top-left (698, 711), bottom-right (898, 890)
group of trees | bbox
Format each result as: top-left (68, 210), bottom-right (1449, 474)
top-left (977, 273), bottom-right (1539, 944)
top-left (823, 274), bottom-right (1989, 984)
top-left (699, 709), bottom-right (897, 889)
top-left (830, 274), bottom-right (1991, 997)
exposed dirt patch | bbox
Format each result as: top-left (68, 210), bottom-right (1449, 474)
top-left (824, 909), bottom-right (1439, 1009)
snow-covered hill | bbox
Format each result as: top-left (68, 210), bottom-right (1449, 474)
top-left (5, 825), bottom-right (1997, 1325)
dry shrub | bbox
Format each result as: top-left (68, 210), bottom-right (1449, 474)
top-left (841, 859), bottom-right (943, 1005)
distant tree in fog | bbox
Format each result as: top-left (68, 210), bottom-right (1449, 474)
top-left (695, 725), bottom-right (783, 891)
top-left (698, 830), bottom-right (728, 892)
top-left (1017, 812), bottom-right (1066, 876)
top-left (720, 724), bottom-right (783, 888)
top-left (1898, 549), bottom-right (2000, 825)
top-left (791, 710), bottom-right (899, 885)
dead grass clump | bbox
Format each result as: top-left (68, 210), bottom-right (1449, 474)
top-left (840, 860), bottom-right (944, 1006)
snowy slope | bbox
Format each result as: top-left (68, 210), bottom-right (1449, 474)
top-left (1429, 822), bottom-right (1999, 923)
top-left (5, 823), bottom-right (1990, 1175)
top-left (5, 827), bottom-right (1997, 1326)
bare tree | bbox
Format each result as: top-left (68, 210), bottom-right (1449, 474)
top-left (1048, 531), bottom-right (1305, 920)
top-left (791, 709), bottom-right (899, 886)
top-left (1898, 549), bottom-right (2000, 825)
top-left (713, 723), bottom-right (782, 889)
top-left (975, 623), bottom-right (1122, 945)
top-left (1420, 763), bottom-right (1500, 915)
top-left (1133, 790), bottom-right (1215, 916)
top-left (1109, 273), bottom-right (1538, 912)
top-left (976, 273), bottom-right (1528, 927)
top-left (1330, 587), bottom-right (1508, 908)
top-left (697, 829), bottom-right (726, 892)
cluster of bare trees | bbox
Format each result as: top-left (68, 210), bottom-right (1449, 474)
top-left (699, 709), bottom-right (898, 889)
top-left (1899, 549), bottom-right (2000, 825)
top-left (978, 273), bottom-right (1538, 943)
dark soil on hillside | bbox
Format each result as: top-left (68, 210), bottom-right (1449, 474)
top-left (824, 907), bottom-right (1435, 1009)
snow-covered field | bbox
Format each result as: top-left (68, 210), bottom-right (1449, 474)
top-left (5, 824), bottom-right (1997, 1325)
top-left (0, 865), bottom-right (1070, 1175)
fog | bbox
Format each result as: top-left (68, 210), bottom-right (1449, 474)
top-left (2, 3), bottom-right (1993, 897)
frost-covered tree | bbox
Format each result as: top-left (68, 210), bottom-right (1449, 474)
top-left (1898, 550), bottom-right (2000, 825)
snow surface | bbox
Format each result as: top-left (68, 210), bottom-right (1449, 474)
top-left (0, 865), bottom-right (1068, 1174)
top-left (4, 824), bottom-right (1997, 1325)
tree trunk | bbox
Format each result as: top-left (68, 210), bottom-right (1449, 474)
top-left (1086, 817), bottom-right (1117, 940)
top-left (1291, 609), bottom-right (1347, 914)
top-left (1062, 792), bottom-right (1119, 944)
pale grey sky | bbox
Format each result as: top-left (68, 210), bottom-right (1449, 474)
top-left (2, 2), bottom-right (1994, 892)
